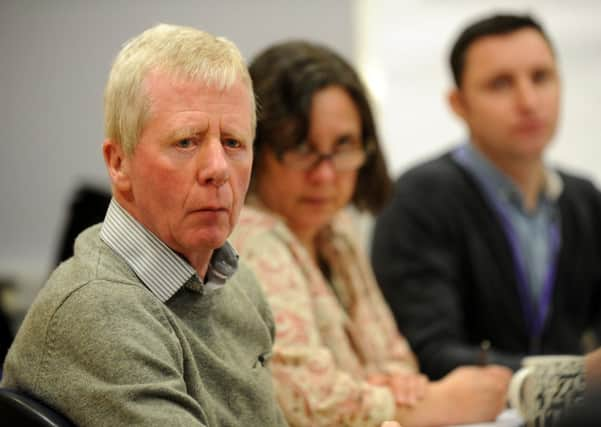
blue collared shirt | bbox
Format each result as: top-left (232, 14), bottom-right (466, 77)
top-left (100, 198), bottom-right (239, 303)
top-left (452, 143), bottom-right (562, 302)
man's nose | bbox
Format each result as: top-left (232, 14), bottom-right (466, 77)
top-left (515, 79), bottom-right (538, 112)
top-left (197, 138), bottom-right (229, 186)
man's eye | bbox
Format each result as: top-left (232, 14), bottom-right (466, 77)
top-left (176, 139), bottom-right (194, 149)
top-left (223, 139), bottom-right (241, 149)
top-left (490, 77), bottom-right (511, 90)
top-left (533, 69), bottom-right (551, 84)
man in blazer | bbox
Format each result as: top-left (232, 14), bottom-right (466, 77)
top-left (372, 13), bottom-right (601, 379)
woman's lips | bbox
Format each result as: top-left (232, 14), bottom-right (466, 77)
top-left (300, 197), bottom-right (331, 206)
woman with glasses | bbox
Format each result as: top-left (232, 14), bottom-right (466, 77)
top-left (231, 40), bottom-right (511, 427)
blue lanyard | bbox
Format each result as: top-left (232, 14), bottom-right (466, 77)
top-left (452, 145), bottom-right (561, 347)
top-left (492, 200), bottom-right (561, 346)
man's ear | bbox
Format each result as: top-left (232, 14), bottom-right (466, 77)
top-left (448, 88), bottom-right (467, 121)
top-left (103, 139), bottom-right (131, 193)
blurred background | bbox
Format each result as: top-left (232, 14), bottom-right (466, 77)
top-left (1, 0), bottom-right (600, 328)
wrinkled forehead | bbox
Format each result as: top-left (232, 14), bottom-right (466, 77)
top-left (142, 68), bottom-right (255, 129)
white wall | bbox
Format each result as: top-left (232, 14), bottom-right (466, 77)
top-left (356, 0), bottom-right (601, 182)
top-left (3, 0), bottom-right (599, 306)
top-left (0, 0), bottom-right (355, 290)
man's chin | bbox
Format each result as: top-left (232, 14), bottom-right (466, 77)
top-left (196, 235), bottom-right (229, 251)
top-left (516, 142), bottom-right (549, 161)
top-left (176, 228), bottom-right (229, 252)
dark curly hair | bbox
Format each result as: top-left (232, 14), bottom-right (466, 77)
top-left (248, 40), bottom-right (392, 214)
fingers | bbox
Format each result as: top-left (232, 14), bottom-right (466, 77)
top-left (484, 365), bottom-right (513, 380)
top-left (392, 374), bottom-right (413, 406)
top-left (367, 373), bottom-right (412, 406)
top-left (390, 373), bottom-right (429, 407)
top-left (479, 366), bottom-right (513, 415)
top-left (368, 372), bottom-right (430, 407)
top-left (415, 374), bottom-right (429, 400)
top-left (367, 373), bottom-right (389, 387)
top-left (381, 422), bottom-right (402, 427)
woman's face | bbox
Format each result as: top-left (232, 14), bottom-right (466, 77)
top-left (256, 85), bottom-right (362, 242)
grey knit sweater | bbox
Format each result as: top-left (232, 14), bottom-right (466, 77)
top-left (2, 225), bottom-right (287, 427)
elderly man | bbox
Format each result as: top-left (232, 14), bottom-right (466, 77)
top-left (372, 14), bottom-right (601, 380)
top-left (2, 24), bottom-right (287, 426)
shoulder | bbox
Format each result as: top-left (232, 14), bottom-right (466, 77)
top-left (329, 210), bottom-right (364, 248)
top-left (28, 222), bottom-right (160, 331)
top-left (558, 169), bottom-right (601, 200)
top-left (27, 223), bottom-right (174, 346)
top-left (396, 151), bottom-right (463, 187)
top-left (6, 224), bottom-right (176, 372)
top-left (38, 274), bottom-right (172, 349)
top-left (46, 224), bottom-right (167, 326)
top-left (60, 278), bottom-right (168, 323)
top-left (231, 205), bottom-right (294, 258)
top-left (2, 273), bottom-right (173, 392)
top-left (556, 169), bottom-right (601, 220)
top-left (386, 150), bottom-right (482, 214)
top-left (230, 207), bottom-right (312, 301)
top-left (392, 150), bottom-right (480, 205)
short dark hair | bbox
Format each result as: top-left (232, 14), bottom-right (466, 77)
top-left (450, 13), bottom-right (554, 87)
top-left (248, 40), bottom-right (392, 214)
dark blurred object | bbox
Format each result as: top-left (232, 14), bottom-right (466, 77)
top-left (555, 385), bottom-right (601, 426)
top-left (0, 291), bottom-right (12, 372)
top-left (55, 185), bottom-right (111, 266)
top-left (0, 388), bottom-right (75, 426)
top-left (581, 329), bottom-right (600, 353)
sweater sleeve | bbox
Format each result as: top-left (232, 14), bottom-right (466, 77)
top-left (241, 233), bottom-right (396, 427)
top-left (9, 281), bottom-right (207, 427)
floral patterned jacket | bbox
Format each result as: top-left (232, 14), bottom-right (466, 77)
top-left (230, 204), bottom-right (418, 427)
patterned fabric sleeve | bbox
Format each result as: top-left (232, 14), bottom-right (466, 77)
top-left (233, 216), bottom-right (396, 427)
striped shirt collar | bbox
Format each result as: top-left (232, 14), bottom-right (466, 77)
top-left (100, 198), bottom-right (239, 302)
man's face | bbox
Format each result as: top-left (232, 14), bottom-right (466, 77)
top-left (450, 28), bottom-right (560, 163)
top-left (107, 71), bottom-right (253, 267)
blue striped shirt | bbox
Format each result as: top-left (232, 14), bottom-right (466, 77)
top-left (100, 199), bottom-right (238, 303)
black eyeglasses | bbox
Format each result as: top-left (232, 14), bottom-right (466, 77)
top-left (276, 140), bottom-right (374, 172)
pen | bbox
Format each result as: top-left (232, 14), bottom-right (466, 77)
top-left (478, 340), bottom-right (491, 365)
